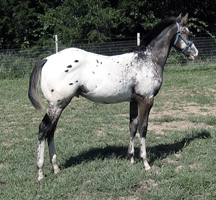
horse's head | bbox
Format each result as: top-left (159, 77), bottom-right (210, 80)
top-left (173, 13), bottom-right (198, 60)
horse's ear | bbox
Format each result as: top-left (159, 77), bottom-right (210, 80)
top-left (176, 13), bottom-right (182, 22)
top-left (177, 13), bottom-right (182, 18)
top-left (180, 13), bottom-right (188, 25)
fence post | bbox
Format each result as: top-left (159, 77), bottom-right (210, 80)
top-left (137, 33), bottom-right (140, 46)
top-left (55, 35), bottom-right (58, 53)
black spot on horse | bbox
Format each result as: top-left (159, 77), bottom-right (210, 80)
top-left (92, 71), bottom-right (95, 74)
top-left (69, 83), bottom-right (73, 85)
top-left (76, 80), bottom-right (78, 83)
top-left (51, 89), bottom-right (54, 92)
top-left (96, 59), bottom-right (99, 63)
top-left (65, 70), bottom-right (69, 73)
top-left (67, 65), bottom-right (72, 68)
top-left (100, 62), bottom-right (102, 64)
top-left (57, 100), bottom-right (61, 102)
top-left (74, 60), bottom-right (79, 63)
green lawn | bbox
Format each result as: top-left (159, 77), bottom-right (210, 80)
top-left (0, 63), bottom-right (216, 199)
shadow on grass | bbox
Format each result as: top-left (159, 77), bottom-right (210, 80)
top-left (61, 130), bottom-right (211, 169)
top-left (148, 130), bottom-right (211, 165)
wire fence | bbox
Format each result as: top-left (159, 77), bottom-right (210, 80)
top-left (0, 35), bottom-right (215, 79)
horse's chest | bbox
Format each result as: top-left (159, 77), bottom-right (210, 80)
top-left (135, 67), bottom-right (162, 97)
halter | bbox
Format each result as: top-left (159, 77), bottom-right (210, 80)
top-left (173, 22), bottom-right (193, 53)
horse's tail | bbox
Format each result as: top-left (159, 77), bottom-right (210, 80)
top-left (28, 59), bottom-right (47, 111)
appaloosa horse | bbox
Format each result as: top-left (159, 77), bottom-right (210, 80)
top-left (29, 14), bottom-right (198, 181)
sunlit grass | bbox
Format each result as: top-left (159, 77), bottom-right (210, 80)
top-left (0, 63), bottom-right (215, 199)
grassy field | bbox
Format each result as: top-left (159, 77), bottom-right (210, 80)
top-left (0, 63), bottom-right (216, 199)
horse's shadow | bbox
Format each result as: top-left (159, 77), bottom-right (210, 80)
top-left (61, 130), bottom-right (211, 169)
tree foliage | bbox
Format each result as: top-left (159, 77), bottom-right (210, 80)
top-left (0, 0), bottom-right (215, 49)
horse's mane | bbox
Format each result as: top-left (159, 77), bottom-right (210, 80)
top-left (140, 16), bottom-right (181, 47)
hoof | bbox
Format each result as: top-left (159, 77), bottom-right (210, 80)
top-left (128, 154), bottom-right (135, 165)
top-left (130, 158), bottom-right (135, 165)
top-left (53, 166), bottom-right (61, 174)
top-left (144, 161), bottom-right (151, 170)
top-left (38, 169), bottom-right (44, 181)
top-left (38, 174), bottom-right (44, 182)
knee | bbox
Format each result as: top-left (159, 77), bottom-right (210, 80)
top-left (139, 123), bottom-right (148, 136)
top-left (129, 118), bottom-right (138, 131)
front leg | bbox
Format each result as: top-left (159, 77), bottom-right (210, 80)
top-left (140, 136), bottom-right (151, 170)
top-left (128, 101), bottom-right (139, 165)
top-left (137, 96), bottom-right (154, 170)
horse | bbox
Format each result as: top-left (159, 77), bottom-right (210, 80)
top-left (28, 14), bottom-right (198, 181)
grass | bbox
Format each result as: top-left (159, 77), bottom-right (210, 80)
top-left (0, 63), bottom-right (216, 199)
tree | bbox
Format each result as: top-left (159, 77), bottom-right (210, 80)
top-left (38, 0), bottom-right (125, 45)
top-left (0, 0), bottom-right (60, 48)
top-left (0, 0), bottom-right (215, 49)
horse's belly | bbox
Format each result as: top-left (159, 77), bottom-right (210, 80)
top-left (81, 68), bottom-right (135, 103)
top-left (81, 86), bottom-right (133, 103)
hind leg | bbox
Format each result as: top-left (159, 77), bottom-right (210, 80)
top-left (37, 104), bottom-right (63, 181)
top-left (37, 138), bottom-right (46, 181)
top-left (47, 117), bottom-right (61, 175)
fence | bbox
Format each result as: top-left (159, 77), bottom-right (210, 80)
top-left (0, 35), bottom-right (215, 79)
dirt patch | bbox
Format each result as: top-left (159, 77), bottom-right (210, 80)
top-left (0, 164), bottom-right (6, 168)
top-left (167, 158), bottom-right (179, 164)
top-left (127, 179), bottom-right (158, 199)
top-left (95, 127), bottom-right (106, 137)
top-left (175, 163), bottom-right (202, 172)
top-left (148, 120), bottom-right (213, 135)
top-left (151, 103), bottom-right (215, 119)
top-left (121, 196), bottom-right (139, 200)
top-left (148, 102), bottom-right (215, 134)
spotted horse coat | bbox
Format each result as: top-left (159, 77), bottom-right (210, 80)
top-left (28, 14), bottom-right (198, 181)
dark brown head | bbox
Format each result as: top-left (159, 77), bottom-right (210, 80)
top-left (174, 14), bottom-right (198, 60)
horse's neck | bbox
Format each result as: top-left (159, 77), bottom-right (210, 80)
top-left (149, 24), bottom-right (177, 69)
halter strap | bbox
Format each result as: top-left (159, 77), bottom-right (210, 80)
top-left (174, 22), bottom-right (193, 53)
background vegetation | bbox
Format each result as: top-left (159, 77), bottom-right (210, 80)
top-left (0, 0), bottom-right (215, 49)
